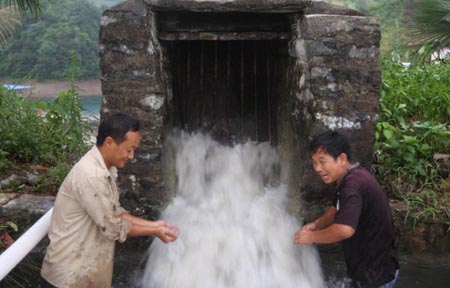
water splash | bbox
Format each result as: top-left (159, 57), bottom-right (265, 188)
top-left (139, 132), bottom-right (325, 288)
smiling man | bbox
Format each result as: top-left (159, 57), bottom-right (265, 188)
top-left (294, 131), bottom-right (399, 288)
top-left (41, 113), bottom-right (179, 288)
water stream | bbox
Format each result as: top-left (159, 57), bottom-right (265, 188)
top-left (138, 132), bottom-right (325, 288)
top-left (5, 130), bottom-right (450, 287)
top-left (5, 97), bottom-right (450, 287)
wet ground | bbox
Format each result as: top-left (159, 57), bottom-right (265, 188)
top-left (320, 248), bottom-right (450, 288)
top-left (3, 243), bottom-right (450, 287)
top-left (113, 245), bottom-right (450, 288)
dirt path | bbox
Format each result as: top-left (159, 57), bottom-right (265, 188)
top-left (3, 79), bottom-right (101, 98)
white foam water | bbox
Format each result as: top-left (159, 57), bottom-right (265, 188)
top-left (138, 132), bottom-right (325, 288)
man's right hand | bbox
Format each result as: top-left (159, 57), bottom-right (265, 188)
top-left (156, 221), bottom-right (180, 243)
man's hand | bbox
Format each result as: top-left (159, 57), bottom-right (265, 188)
top-left (121, 213), bottom-right (180, 241)
top-left (301, 222), bottom-right (318, 231)
top-left (294, 226), bottom-right (315, 245)
top-left (154, 221), bottom-right (180, 243)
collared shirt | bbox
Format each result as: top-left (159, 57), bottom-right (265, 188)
top-left (41, 146), bottom-right (132, 288)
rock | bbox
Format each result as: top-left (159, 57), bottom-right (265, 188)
top-left (0, 193), bottom-right (17, 205)
top-left (0, 175), bottom-right (20, 189)
top-left (25, 171), bottom-right (39, 186)
top-left (1, 194), bottom-right (54, 219)
top-left (0, 170), bottom-right (40, 189)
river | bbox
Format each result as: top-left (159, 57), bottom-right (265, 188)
top-left (31, 95), bottom-right (102, 118)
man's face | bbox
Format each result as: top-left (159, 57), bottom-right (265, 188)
top-left (105, 131), bottom-right (141, 168)
top-left (311, 148), bottom-right (348, 184)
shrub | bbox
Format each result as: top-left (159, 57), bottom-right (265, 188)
top-left (375, 55), bottom-right (450, 226)
top-left (0, 81), bottom-right (89, 175)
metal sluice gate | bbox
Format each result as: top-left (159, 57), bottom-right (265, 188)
top-left (165, 40), bottom-right (286, 144)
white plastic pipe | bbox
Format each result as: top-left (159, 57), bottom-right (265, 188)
top-left (0, 207), bottom-right (53, 280)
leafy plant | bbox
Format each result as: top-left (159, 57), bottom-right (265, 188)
top-left (375, 56), bottom-right (450, 176)
top-left (376, 56), bottom-right (450, 230)
top-left (48, 162), bottom-right (71, 186)
top-left (0, 149), bottom-right (10, 172)
top-left (407, 0), bottom-right (450, 61)
top-left (0, 220), bottom-right (18, 249)
top-left (403, 186), bottom-right (447, 228)
top-left (0, 51), bottom-right (89, 180)
top-left (0, 221), bottom-right (18, 233)
top-left (445, 208), bottom-right (450, 232)
top-left (0, 0), bottom-right (42, 15)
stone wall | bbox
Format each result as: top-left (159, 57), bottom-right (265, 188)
top-left (285, 12), bottom-right (381, 220)
top-left (99, 0), bottom-right (172, 217)
top-left (99, 0), bottom-right (381, 221)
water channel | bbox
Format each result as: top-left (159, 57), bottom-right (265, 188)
top-left (3, 96), bottom-right (450, 287)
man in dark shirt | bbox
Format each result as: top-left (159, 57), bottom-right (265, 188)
top-left (294, 131), bottom-right (399, 287)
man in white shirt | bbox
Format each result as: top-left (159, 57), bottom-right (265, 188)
top-left (41, 113), bottom-right (179, 288)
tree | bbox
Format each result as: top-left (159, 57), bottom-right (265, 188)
top-left (0, 6), bottom-right (21, 45)
top-left (0, 0), bottom-right (41, 46)
top-left (0, 0), bottom-right (102, 79)
top-left (0, 0), bottom-right (41, 14)
top-left (409, 0), bottom-right (450, 60)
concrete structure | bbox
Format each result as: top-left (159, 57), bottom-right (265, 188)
top-left (99, 0), bottom-right (381, 220)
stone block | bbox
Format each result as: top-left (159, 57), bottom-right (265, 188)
top-left (304, 42), bottom-right (380, 70)
top-left (300, 14), bottom-right (380, 45)
top-left (100, 9), bottom-right (151, 43)
top-left (102, 80), bottom-right (163, 97)
top-left (100, 46), bottom-right (157, 71)
top-left (309, 66), bottom-right (380, 100)
top-left (102, 93), bottom-right (166, 117)
top-left (143, 0), bottom-right (312, 13)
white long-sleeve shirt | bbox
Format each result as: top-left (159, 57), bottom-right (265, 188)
top-left (41, 146), bottom-right (131, 288)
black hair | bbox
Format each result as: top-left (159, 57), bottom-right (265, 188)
top-left (309, 130), bottom-right (352, 161)
top-left (96, 113), bottom-right (140, 146)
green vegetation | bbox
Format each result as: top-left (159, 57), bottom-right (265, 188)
top-left (0, 0), bottom-right (102, 79)
top-left (0, 52), bottom-right (90, 184)
top-left (0, 221), bottom-right (18, 240)
top-left (0, 0), bottom-right (41, 14)
top-left (0, 0), bottom-right (448, 237)
top-left (408, 0), bottom-right (450, 62)
top-left (0, 0), bottom-right (41, 46)
top-left (375, 56), bottom-right (450, 226)
top-left (2, 1), bottom-right (448, 80)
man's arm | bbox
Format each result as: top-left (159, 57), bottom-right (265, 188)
top-left (120, 213), bottom-right (179, 243)
top-left (294, 206), bottom-right (354, 244)
top-left (294, 223), bottom-right (354, 244)
top-left (307, 206), bottom-right (337, 230)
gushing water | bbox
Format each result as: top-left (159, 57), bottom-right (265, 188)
top-left (139, 133), bottom-right (325, 288)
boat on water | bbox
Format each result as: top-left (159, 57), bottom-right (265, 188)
top-left (2, 84), bottom-right (33, 95)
